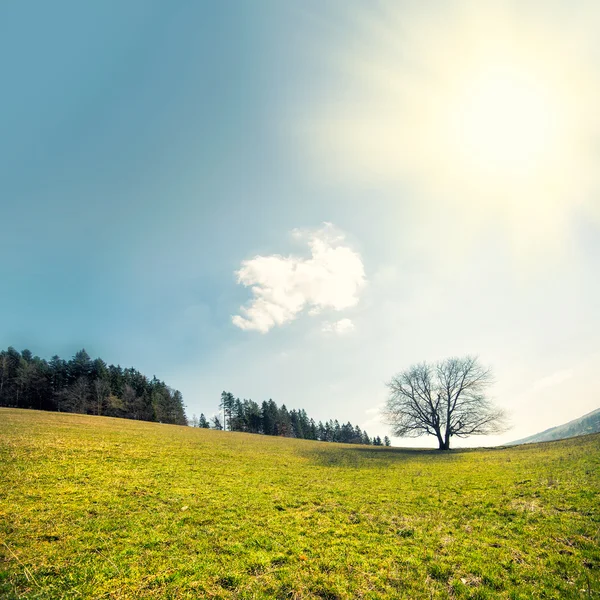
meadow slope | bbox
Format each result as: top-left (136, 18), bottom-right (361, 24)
top-left (0, 408), bottom-right (599, 599)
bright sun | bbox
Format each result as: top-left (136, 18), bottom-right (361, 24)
top-left (421, 32), bottom-right (585, 206)
top-left (449, 64), bottom-right (560, 177)
top-left (306, 1), bottom-right (599, 248)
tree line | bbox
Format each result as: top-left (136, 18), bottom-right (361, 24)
top-left (0, 346), bottom-right (392, 446)
top-left (0, 347), bottom-right (187, 425)
top-left (189, 391), bottom-right (390, 446)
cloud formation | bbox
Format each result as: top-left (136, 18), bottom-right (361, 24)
top-left (232, 224), bottom-right (365, 333)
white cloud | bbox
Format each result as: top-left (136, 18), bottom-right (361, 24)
top-left (232, 223), bottom-right (366, 333)
top-left (322, 318), bottom-right (355, 334)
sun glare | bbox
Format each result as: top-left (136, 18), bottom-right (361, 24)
top-left (304, 2), bottom-right (600, 250)
top-left (448, 64), bottom-right (561, 177)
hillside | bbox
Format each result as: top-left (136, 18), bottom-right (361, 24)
top-left (1, 408), bottom-right (599, 599)
top-left (509, 407), bottom-right (600, 446)
top-left (0, 347), bottom-right (187, 425)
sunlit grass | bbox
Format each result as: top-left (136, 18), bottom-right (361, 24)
top-left (1, 408), bottom-right (599, 598)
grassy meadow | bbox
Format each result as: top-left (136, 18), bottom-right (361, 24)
top-left (0, 408), bottom-right (599, 599)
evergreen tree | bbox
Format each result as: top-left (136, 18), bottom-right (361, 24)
top-left (193, 390), bottom-right (381, 447)
top-left (340, 422), bottom-right (353, 443)
top-left (317, 421), bottom-right (326, 441)
top-left (278, 404), bottom-right (292, 437)
top-left (290, 409), bottom-right (303, 439)
top-left (231, 398), bottom-right (246, 432)
top-left (354, 425), bottom-right (363, 444)
top-left (219, 391), bottom-right (235, 430)
top-left (244, 400), bottom-right (262, 434)
top-left (0, 346), bottom-right (187, 425)
top-left (333, 420), bottom-right (342, 442)
top-left (49, 356), bottom-right (67, 397)
top-left (68, 349), bottom-right (93, 383)
top-left (262, 400), bottom-right (278, 436)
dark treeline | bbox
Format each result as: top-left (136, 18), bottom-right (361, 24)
top-left (189, 391), bottom-right (390, 446)
top-left (1, 347), bottom-right (388, 444)
top-left (0, 347), bottom-right (187, 425)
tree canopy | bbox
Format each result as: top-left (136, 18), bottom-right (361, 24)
top-left (0, 346), bottom-right (187, 425)
top-left (192, 391), bottom-right (378, 445)
top-left (383, 356), bottom-right (508, 450)
top-left (1, 346), bottom-right (385, 446)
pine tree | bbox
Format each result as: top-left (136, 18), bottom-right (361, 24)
top-left (231, 398), bottom-right (246, 432)
top-left (290, 409), bottom-right (304, 439)
top-left (68, 349), bottom-right (93, 384)
top-left (219, 391), bottom-right (235, 430)
top-left (278, 404), bottom-right (292, 437)
top-left (354, 425), bottom-right (363, 444)
top-left (244, 400), bottom-right (262, 433)
top-left (262, 399), bottom-right (279, 436)
top-left (0, 346), bottom-right (187, 425)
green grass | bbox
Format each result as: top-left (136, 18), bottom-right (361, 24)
top-left (1, 408), bottom-right (599, 599)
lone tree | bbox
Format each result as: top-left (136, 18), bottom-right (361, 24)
top-left (383, 356), bottom-right (508, 450)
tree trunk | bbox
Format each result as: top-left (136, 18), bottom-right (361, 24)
top-left (442, 429), bottom-right (451, 451)
top-left (435, 430), bottom-right (446, 450)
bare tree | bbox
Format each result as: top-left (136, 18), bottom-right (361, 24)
top-left (383, 356), bottom-right (509, 450)
top-left (62, 377), bottom-right (91, 414)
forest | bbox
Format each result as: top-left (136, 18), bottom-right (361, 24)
top-left (0, 346), bottom-right (187, 425)
top-left (0, 347), bottom-right (388, 445)
top-left (189, 391), bottom-right (389, 446)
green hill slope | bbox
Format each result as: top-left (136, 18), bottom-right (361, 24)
top-left (1, 408), bottom-right (599, 599)
top-left (509, 407), bottom-right (600, 446)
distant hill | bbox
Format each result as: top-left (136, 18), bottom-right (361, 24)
top-left (509, 407), bottom-right (600, 445)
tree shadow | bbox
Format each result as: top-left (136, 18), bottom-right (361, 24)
top-left (301, 443), bottom-right (478, 469)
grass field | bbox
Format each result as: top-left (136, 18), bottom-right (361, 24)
top-left (0, 408), bottom-right (599, 599)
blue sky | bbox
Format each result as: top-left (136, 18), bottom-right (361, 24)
top-left (2, 1), bottom-right (599, 446)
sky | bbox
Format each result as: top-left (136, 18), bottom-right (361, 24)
top-left (1, 0), bottom-right (599, 447)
